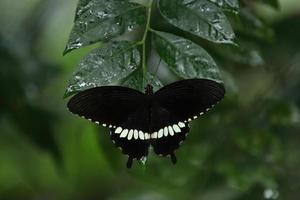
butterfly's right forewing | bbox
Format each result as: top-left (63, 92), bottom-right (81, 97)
top-left (154, 79), bottom-right (225, 122)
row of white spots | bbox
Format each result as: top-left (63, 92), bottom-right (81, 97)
top-left (182, 104), bottom-right (219, 123)
top-left (77, 104), bottom-right (219, 142)
top-left (74, 101), bottom-right (218, 130)
top-left (184, 112), bottom-right (205, 123)
top-left (78, 115), bottom-right (118, 129)
top-left (77, 103), bottom-right (217, 131)
top-left (116, 128), bottom-right (151, 140)
top-left (151, 122), bottom-right (185, 139)
top-left (112, 121), bottom-right (187, 141)
top-left (102, 123), bottom-right (116, 129)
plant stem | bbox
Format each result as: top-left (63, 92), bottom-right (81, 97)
top-left (141, 0), bottom-right (153, 81)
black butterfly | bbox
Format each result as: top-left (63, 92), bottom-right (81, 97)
top-left (67, 78), bottom-right (225, 168)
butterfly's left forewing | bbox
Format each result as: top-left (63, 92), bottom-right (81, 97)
top-left (67, 86), bottom-right (145, 126)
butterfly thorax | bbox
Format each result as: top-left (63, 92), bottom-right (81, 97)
top-left (145, 84), bottom-right (153, 95)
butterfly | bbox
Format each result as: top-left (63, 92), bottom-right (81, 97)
top-left (67, 78), bottom-right (225, 168)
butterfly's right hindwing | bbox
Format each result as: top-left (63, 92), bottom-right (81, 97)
top-left (150, 79), bottom-right (225, 160)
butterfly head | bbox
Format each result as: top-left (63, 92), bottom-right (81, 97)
top-left (145, 84), bottom-right (153, 95)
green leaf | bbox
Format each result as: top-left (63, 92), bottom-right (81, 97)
top-left (74, 0), bottom-right (91, 21)
top-left (158, 0), bottom-right (235, 44)
top-left (64, 0), bottom-right (146, 54)
top-left (152, 30), bottom-right (223, 83)
top-left (209, 0), bottom-right (239, 13)
top-left (65, 41), bottom-right (141, 97)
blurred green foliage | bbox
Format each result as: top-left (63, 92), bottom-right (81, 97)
top-left (0, 0), bottom-right (300, 200)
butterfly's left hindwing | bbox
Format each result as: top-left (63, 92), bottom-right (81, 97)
top-left (108, 104), bottom-right (151, 168)
top-left (67, 86), bottom-right (150, 168)
top-left (110, 128), bottom-right (150, 168)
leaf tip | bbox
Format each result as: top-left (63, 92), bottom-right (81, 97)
top-left (63, 91), bottom-right (71, 99)
top-left (63, 45), bottom-right (74, 56)
top-left (63, 87), bottom-right (76, 99)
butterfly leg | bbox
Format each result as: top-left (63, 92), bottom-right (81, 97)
top-left (170, 153), bottom-right (177, 164)
top-left (127, 156), bottom-right (133, 168)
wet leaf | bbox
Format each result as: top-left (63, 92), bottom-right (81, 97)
top-left (152, 31), bottom-right (223, 83)
top-left (74, 0), bottom-right (91, 21)
top-left (158, 0), bottom-right (235, 44)
top-left (209, 0), bottom-right (239, 13)
top-left (64, 0), bottom-right (146, 54)
top-left (65, 42), bottom-right (141, 97)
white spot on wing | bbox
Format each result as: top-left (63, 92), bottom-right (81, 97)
top-left (158, 129), bottom-right (163, 138)
top-left (151, 132), bottom-right (158, 139)
top-left (127, 130), bottom-right (133, 140)
top-left (188, 118), bottom-right (192, 122)
top-left (120, 129), bottom-right (128, 138)
top-left (178, 122), bottom-right (185, 128)
top-left (164, 127), bottom-right (168, 137)
top-left (134, 130), bottom-right (139, 139)
top-left (168, 126), bottom-right (174, 136)
top-left (193, 116), bottom-right (197, 119)
top-left (139, 131), bottom-right (144, 140)
top-left (173, 124), bottom-right (181, 133)
top-left (115, 127), bottom-right (122, 134)
top-left (102, 124), bottom-right (107, 127)
top-left (200, 112), bottom-right (204, 115)
top-left (95, 121), bottom-right (99, 125)
top-left (145, 133), bottom-right (150, 140)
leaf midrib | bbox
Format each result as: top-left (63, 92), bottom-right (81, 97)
top-left (153, 31), bottom-right (216, 76)
top-left (84, 42), bottom-right (141, 80)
